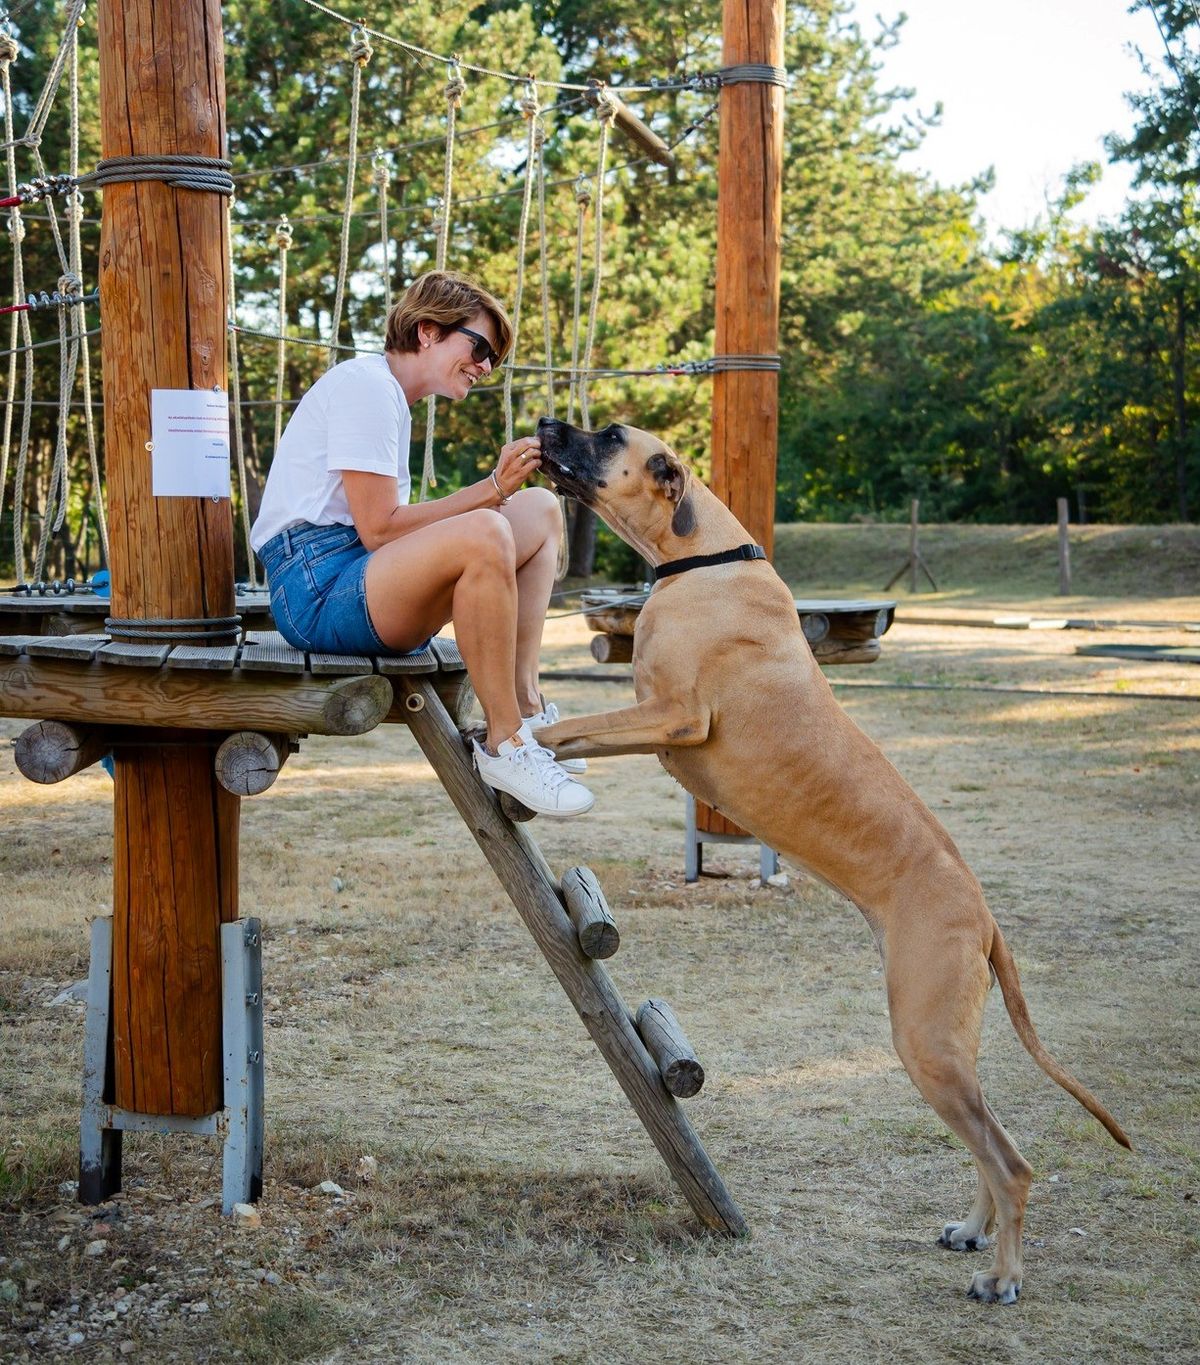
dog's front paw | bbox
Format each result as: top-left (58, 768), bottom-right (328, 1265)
top-left (967, 1270), bottom-right (1021, 1305)
top-left (939, 1221), bottom-right (991, 1253)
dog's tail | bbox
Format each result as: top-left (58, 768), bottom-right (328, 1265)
top-left (989, 922), bottom-right (1132, 1149)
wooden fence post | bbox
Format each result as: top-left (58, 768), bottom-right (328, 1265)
top-left (1057, 497), bottom-right (1072, 596)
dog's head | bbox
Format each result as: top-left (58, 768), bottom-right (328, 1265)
top-left (537, 417), bottom-right (696, 556)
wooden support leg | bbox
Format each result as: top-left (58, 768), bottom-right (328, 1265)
top-left (399, 677), bottom-right (748, 1237)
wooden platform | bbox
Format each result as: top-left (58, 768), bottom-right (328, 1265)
top-left (0, 630), bottom-right (472, 736)
top-left (581, 590), bottom-right (896, 665)
top-left (0, 589), bottom-right (276, 637)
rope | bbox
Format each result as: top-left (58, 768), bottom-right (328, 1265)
top-left (578, 89), bottom-right (617, 432)
top-left (501, 81), bottom-right (541, 446)
top-left (227, 201), bottom-right (257, 588)
top-left (419, 61), bottom-right (466, 500)
top-left (33, 272), bottom-right (81, 581)
top-left (23, 0), bottom-right (86, 149)
top-left (533, 116), bottom-right (568, 580)
top-left (0, 30), bottom-right (32, 583)
top-left (295, 0), bottom-right (726, 95)
top-left (326, 26), bottom-right (372, 370)
top-left (77, 155), bottom-right (235, 195)
top-left (372, 151), bottom-right (392, 315)
top-left (567, 173), bottom-right (590, 426)
top-left (272, 217), bottom-right (294, 461)
top-left (67, 14), bottom-right (104, 569)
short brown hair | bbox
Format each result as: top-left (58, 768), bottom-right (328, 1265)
top-left (385, 269), bottom-right (513, 360)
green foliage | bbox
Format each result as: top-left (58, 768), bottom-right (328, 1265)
top-left (0, 0), bottom-right (1194, 584)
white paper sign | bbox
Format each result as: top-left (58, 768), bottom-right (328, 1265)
top-left (151, 388), bottom-right (231, 498)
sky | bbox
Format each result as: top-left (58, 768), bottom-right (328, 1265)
top-left (844, 0), bottom-right (1167, 237)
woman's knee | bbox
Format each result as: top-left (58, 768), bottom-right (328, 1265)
top-left (519, 484), bottom-right (562, 532)
top-left (462, 508), bottom-right (517, 568)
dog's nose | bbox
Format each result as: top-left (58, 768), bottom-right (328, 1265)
top-left (537, 415), bottom-right (557, 433)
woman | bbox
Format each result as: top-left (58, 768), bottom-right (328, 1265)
top-left (250, 270), bottom-right (593, 818)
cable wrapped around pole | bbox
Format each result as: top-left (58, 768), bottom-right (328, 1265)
top-left (420, 61), bottom-right (465, 501)
top-left (326, 26), bottom-right (372, 371)
top-left (502, 81), bottom-right (540, 446)
top-left (227, 200), bottom-right (257, 588)
top-left (578, 89), bottom-right (616, 432)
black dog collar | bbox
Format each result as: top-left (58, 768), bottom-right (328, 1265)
top-left (653, 543), bottom-right (766, 581)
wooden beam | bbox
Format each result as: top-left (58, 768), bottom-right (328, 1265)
top-left (635, 999), bottom-right (705, 1099)
top-left (98, 0), bottom-right (235, 1118)
top-left (13, 720), bottom-right (109, 783)
top-left (214, 731), bottom-right (295, 796)
top-left (0, 656), bottom-right (392, 736)
top-left (560, 865), bottom-right (620, 960)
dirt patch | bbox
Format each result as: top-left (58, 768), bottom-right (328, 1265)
top-left (1, 605), bottom-right (1197, 1362)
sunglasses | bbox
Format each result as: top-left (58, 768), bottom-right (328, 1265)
top-left (452, 325), bottom-right (501, 369)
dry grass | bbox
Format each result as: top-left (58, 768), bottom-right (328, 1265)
top-left (1, 602), bottom-right (1198, 1362)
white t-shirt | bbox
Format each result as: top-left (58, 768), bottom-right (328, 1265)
top-left (250, 353), bottom-right (412, 552)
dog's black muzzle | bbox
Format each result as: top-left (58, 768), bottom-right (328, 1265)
top-left (536, 417), bottom-right (625, 503)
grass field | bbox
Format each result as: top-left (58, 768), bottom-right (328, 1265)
top-left (1, 528), bottom-right (1197, 1362)
top-left (772, 522), bottom-right (1200, 603)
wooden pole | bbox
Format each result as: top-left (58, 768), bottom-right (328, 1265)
top-left (98, 0), bottom-right (238, 1118)
top-left (908, 498), bottom-right (920, 594)
top-left (1057, 497), bottom-right (1072, 596)
top-left (701, 0), bottom-right (785, 841)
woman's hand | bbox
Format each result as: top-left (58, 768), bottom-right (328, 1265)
top-left (491, 434), bottom-right (541, 501)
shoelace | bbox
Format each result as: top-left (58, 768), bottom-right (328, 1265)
top-left (512, 739), bottom-right (573, 790)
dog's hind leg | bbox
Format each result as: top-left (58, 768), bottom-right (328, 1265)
top-left (885, 939), bottom-right (1032, 1304)
top-left (938, 1163), bottom-right (995, 1252)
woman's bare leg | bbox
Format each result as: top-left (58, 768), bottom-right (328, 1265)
top-left (496, 486), bottom-right (561, 715)
top-left (363, 509), bottom-right (523, 749)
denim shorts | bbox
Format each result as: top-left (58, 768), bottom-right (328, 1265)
top-left (256, 522), bottom-right (404, 656)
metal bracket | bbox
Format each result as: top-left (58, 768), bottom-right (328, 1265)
top-left (684, 794), bottom-right (779, 885)
top-left (79, 916), bottom-right (264, 1213)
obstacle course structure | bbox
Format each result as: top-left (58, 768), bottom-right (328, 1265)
top-left (0, 0), bottom-right (794, 1236)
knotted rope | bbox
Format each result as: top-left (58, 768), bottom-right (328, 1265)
top-left (226, 197), bottom-right (258, 588)
top-left (577, 88), bottom-right (617, 432)
top-left (272, 215), bottom-right (294, 458)
top-left (327, 26), bottom-right (372, 370)
top-left (501, 80), bottom-right (541, 446)
top-left (0, 26), bottom-right (33, 583)
top-left (567, 173), bottom-right (591, 427)
top-left (373, 151), bottom-right (392, 316)
top-left (419, 61), bottom-right (466, 500)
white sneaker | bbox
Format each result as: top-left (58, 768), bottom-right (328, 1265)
top-left (524, 699), bottom-right (587, 774)
top-left (473, 722), bottom-right (595, 819)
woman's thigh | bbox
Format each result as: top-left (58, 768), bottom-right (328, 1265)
top-left (364, 509), bottom-right (514, 650)
top-left (496, 486), bottom-right (561, 566)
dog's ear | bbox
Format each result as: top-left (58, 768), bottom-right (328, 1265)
top-left (647, 450), bottom-right (696, 537)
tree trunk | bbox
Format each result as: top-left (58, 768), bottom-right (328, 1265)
top-left (567, 502), bottom-right (597, 578)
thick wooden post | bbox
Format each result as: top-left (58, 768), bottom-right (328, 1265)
top-left (702, 0), bottom-right (785, 841)
top-left (98, 0), bottom-right (238, 1117)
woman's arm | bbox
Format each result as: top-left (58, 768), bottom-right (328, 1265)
top-left (343, 434), bottom-right (542, 551)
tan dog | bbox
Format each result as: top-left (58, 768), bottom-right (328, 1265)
top-left (534, 417), bottom-right (1130, 1304)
